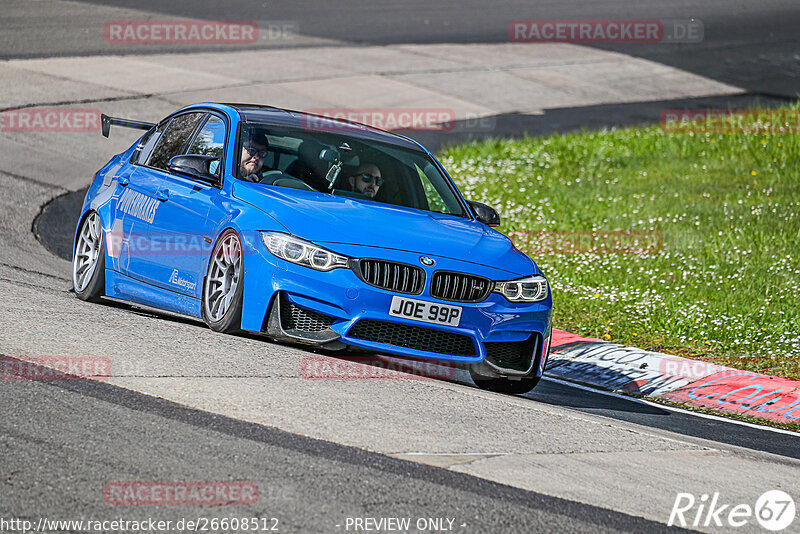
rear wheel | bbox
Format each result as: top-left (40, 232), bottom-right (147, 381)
top-left (469, 368), bottom-right (541, 395)
top-left (202, 230), bottom-right (244, 333)
top-left (73, 211), bottom-right (105, 302)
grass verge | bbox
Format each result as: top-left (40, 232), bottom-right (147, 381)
top-left (441, 104), bottom-right (800, 379)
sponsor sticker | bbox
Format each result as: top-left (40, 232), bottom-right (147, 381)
top-left (117, 188), bottom-right (161, 224)
top-left (168, 269), bottom-right (197, 291)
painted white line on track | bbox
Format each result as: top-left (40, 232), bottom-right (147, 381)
top-left (542, 376), bottom-right (800, 437)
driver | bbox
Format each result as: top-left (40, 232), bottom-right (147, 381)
top-left (239, 129), bottom-right (269, 182)
top-left (347, 163), bottom-right (383, 198)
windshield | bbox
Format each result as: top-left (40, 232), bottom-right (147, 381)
top-left (237, 122), bottom-right (466, 217)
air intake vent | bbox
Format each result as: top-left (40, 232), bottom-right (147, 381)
top-left (484, 335), bottom-right (539, 373)
top-left (348, 319), bottom-right (476, 356)
top-left (280, 299), bottom-right (336, 333)
top-left (358, 259), bottom-right (424, 294)
top-left (431, 271), bottom-right (492, 302)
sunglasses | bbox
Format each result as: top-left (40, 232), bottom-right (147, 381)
top-left (356, 173), bottom-right (384, 186)
top-left (243, 145), bottom-right (267, 158)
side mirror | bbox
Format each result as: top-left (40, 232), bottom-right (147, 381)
top-left (468, 200), bottom-right (501, 227)
top-left (168, 155), bottom-right (220, 185)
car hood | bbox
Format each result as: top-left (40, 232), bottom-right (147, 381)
top-left (233, 182), bottom-right (536, 276)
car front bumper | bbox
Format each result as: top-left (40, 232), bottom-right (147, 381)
top-left (240, 237), bottom-right (553, 377)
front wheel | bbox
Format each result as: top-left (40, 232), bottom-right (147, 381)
top-left (469, 368), bottom-right (541, 395)
top-left (73, 211), bottom-right (105, 302)
top-left (202, 230), bottom-right (244, 333)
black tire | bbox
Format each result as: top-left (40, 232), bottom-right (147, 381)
top-left (469, 368), bottom-right (541, 395)
top-left (202, 229), bottom-right (244, 333)
top-left (73, 211), bottom-right (105, 302)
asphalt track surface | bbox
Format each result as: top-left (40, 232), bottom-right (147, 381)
top-left (6, 0), bottom-right (800, 100)
top-left (3, 2), bottom-right (800, 533)
top-left (2, 372), bottom-right (685, 534)
top-left (35, 188), bottom-right (800, 461)
top-left (3, 0), bottom-right (798, 145)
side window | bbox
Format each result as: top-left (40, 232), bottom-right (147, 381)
top-left (147, 112), bottom-right (205, 170)
top-left (132, 123), bottom-right (165, 165)
top-left (186, 115), bottom-right (226, 175)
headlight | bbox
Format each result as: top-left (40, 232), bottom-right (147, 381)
top-left (493, 275), bottom-right (549, 302)
top-left (261, 232), bottom-right (349, 271)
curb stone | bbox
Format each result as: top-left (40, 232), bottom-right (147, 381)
top-left (549, 329), bottom-right (800, 426)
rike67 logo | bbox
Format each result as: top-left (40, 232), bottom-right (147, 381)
top-left (669, 490), bottom-right (795, 531)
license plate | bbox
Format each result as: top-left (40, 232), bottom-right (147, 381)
top-left (389, 296), bottom-right (462, 327)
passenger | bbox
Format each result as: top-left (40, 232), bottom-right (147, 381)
top-left (239, 130), bottom-right (269, 182)
top-left (347, 163), bottom-right (383, 198)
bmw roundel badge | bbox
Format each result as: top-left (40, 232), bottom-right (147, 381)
top-left (419, 256), bottom-right (435, 266)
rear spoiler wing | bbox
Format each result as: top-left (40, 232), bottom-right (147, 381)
top-left (101, 113), bottom-right (155, 138)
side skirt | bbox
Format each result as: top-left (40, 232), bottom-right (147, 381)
top-left (105, 268), bottom-right (202, 319)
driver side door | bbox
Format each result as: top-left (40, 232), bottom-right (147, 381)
top-left (147, 113), bottom-right (227, 299)
top-left (124, 111), bottom-right (206, 291)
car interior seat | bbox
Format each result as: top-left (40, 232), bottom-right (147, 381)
top-left (284, 139), bottom-right (329, 190)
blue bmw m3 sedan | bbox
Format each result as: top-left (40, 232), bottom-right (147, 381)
top-left (73, 103), bottom-right (552, 394)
